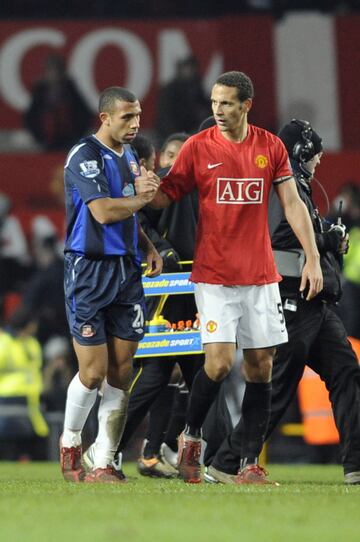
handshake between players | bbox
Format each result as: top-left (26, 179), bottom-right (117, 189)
top-left (135, 165), bottom-right (161, 204)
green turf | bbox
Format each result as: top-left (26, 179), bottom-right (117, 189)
top-left (0, 462), bottom-right (359, 542)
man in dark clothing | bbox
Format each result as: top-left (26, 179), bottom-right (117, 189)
top-left (206, 119), bottom-right (360, 485)
top-left (123, 133), bottom-right (232, 476)
top-left (121, 132), bottom-right (203, 477)
top-left (21, 235), bottom-right (68, 345)
top-left (155, 56), bottom-right (209, 141)
top-left (24, 54), bottom-right (93, 150)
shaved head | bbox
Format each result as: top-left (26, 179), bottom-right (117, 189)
top-left (99, 87), bottom-right (137, 114)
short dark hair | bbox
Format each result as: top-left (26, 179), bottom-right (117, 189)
top-left (215, 71), bottom-right (254, 102)
top-left (161, 132), bottom-right (189, 152)
top-left (98, 86), bottom-right (137, 114)
top-left (131, 134), bottom-right (155, 161)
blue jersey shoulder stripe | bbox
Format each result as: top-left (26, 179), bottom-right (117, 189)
top-left (65, 142), bottom-right (87, 168)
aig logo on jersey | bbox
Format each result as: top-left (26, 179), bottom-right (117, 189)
top-left (216, 178), bottom-right (264, 204)
top-left (79, 160), bottom-right (100, 178)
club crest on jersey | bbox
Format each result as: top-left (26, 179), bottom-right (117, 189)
top-left (216, 178), bottom-right (264, 204)
top-left (255, 154), bottom-right (268, 168)
top-left (80, 324), bottom-right (96, 338)
top-left (79, 160), bottom-right (100, 178)
top-left (122, 183), bottom-right (135, 197)
top-left (129, 160), bottom-right (140, 175)
top-left (206, 320), bottom-right (218, 333)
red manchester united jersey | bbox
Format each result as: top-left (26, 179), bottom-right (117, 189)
top-left (160, 124), bottom-right (292, 285)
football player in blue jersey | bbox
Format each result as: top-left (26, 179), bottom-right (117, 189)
top-left (60, 86), bottom-right (162, 483)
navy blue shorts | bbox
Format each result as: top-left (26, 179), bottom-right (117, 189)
top-left (64, 253), bottom-right (146, 346)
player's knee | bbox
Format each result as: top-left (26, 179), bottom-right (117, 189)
top-left (80, 366), bottom-right (107, 389)
top-left (244, 356), bottom-right (273, 382)
top-left (108, 361), bottom-right (133, 389)
top-left (206, 358), bottom-right (232, 382)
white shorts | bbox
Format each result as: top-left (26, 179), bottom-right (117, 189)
top-left (194, 282), bottom-right (288, 349)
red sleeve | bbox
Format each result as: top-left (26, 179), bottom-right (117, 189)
top-left (160, 139), bottom-right (196, 201)
top-left (272, 137), bottom-right (293, 184)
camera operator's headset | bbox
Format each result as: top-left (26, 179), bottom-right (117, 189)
top-left (291, 119), bottom-right (314, 163)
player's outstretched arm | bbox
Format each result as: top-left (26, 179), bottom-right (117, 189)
top-left (275, 178), bottom-right (323, 300)
top-left (134, 166), bottom-right (160, 200)
top-left (88, 166), bottom-right (160, 224)
top-left (135, 176), bottom-right (172, 210)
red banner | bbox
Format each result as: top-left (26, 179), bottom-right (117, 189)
top-left (0, 17), bottom-right (276, 131)
top-left (2, 150), bottom-right (358, 217)
top-left (336, 16), bottom-right (360, 150)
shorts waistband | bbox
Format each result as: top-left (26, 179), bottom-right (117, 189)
top-left (65, 252), bottom-right (129, 262)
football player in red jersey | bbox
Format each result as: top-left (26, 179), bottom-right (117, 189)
top-left (135, 71), bottom-right (323, 484)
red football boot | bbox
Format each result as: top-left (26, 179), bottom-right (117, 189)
top-left (177, 431), bottom-right (202, 484)
top-left (235, 464), bottom-right (279, 486)
top-left (59, 435), bottom-right (85, 482)
top-left (84, 465), bottom-right (126, 483)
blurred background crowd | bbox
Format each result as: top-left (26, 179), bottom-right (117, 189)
top-left (0, 1), bottom-right (360, 466)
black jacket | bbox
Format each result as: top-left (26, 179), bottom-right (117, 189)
top-left (269, 161), bottom-right (342, 302)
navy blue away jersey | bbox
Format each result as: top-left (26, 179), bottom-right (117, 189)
top-left (64, 135), bottom-right (141, 260)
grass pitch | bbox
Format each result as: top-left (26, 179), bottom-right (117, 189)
top-left (0, 462), bottom-right (359, 542)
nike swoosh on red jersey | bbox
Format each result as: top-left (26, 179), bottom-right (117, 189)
top-left (207, 162), bottom-right (223, 169)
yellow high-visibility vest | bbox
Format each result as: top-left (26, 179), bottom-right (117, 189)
top-left (0, 330), bottom-right (49, 437)
top-left (343, 227), bottom-right (360, 286)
